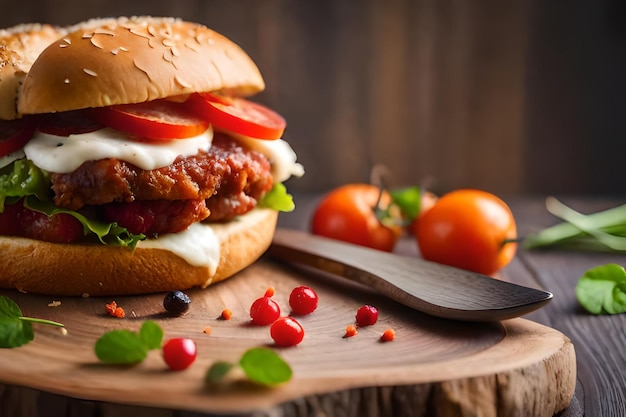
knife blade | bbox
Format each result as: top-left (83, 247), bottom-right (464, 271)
top-left (268, 228), bottom-right (552, 322)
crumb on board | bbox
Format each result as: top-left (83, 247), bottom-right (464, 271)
top-left (203, 326), bottom-right (212, 335)
top-left (105, 301), bottom-right (125, 318)
top-left (220, 308), bottom-right (233, 320)
top-left (48, 300), bottom-right (62, 307)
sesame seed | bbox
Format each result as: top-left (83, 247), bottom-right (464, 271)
top-left (162, 38), bottom-right (175, 47)
top-left (63, 38), bottom-right (71, 44)
top-left (94, 29), bottom-right (115, 36)
top-left (175, 75), bottom-right (191, 88)
top-left (83, 68), bottom-right (97, 77)
top-left (111, 48), bottom-right (119, 55)
top-left (171, 46), bottom-right (180, 57)
top-left (64, 78), bottom-right (70, 84)
top-left (163, 49), bottom-right (173, 62)
top-left (119, 46), bottom-right (129, 52)
top-left (90, 37), bottom-right (104, 49)
top-left (82, 33), bottom-right (94, 39)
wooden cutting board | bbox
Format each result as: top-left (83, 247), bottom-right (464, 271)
top-left (0, 257), bottom-right (575, 417)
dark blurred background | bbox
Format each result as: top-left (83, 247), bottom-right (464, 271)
top-left (1, 0), bottom-right (624, 196)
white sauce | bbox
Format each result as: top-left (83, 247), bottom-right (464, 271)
top-left (137, 222), bottom-right (220, 273)
top-left (0, 149), bottom-right (25, 169)
top-left (24, 126), bottom-right (213, 173)
top-left (235, 135), bottom-right (305, 183)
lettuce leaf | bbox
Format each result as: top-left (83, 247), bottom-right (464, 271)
top-left (0, 159), bottom-right (51, 212)
top-left (24, 196), bottom-right (145, 249)
top-left (258, 183), bottom-right (295, 212)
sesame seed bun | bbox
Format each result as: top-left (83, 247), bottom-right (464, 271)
top-left (0, 24), bottom-right (65, 119)
top-left (0, 17), bottom-right (290, 296)
top-left (18, 17), bottom-right (265, 114)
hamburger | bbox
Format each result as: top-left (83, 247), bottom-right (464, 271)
top-left (0, 17), bottom-right (303, 296)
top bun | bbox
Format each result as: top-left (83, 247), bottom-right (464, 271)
top-left (18, 17), bottom-right (265, 114)
top-left (0, 23), bottom-right (65, 119)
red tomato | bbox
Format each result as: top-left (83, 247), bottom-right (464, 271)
top-left (416, 189), bottom-right (517, 276)
top-left (92, 100), bottom-right (209, 140)
top-left (311, 184), bottom-right (402, 252)
top-left (0, 118), bottom-right (35, 157)
top-left (189, 93), bottom-right (285, 140)
top-left (37, 110), bottom-right (103, 136)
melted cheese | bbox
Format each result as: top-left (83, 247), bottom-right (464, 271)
top-left (24, 126), bottom-right (213, 173)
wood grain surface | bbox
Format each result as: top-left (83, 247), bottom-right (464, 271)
top-left (0, 255), bottom-right (574, 417)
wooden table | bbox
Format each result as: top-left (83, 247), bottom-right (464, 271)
top-left (279, 193), bottom-right (626, 417)
top-left (1, 194), bottom-right (624, 416)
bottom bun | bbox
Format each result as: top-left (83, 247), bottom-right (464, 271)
top-left (0, 208), bottom-right (278, 296)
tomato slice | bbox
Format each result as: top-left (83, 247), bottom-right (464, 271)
top-left (37, 109), bottom-right (104, 136)
top-left (189, 93), bottom-right (286, 140)
top-left (92, 100), bottom-right (210, 140)
top-left (0, 118), bottom-right (35, 157)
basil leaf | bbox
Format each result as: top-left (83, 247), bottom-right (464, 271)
top-left (139, 320), bottom-right (163, 350)
top-left (205, 361), bottom-right (235, 385)
top-left (94, 329), bottom-right (149, 364)
top-left (0, 297), bottom-right (34, 348)
top-left (24, 196), bottom-right (145, 248)
top-left (0, 159), bottom-right (51, 212)
top-left (576, 263), bottom-right (626, 315)
top-left (259, 183), bottom-right (295, 212)
top-left (239, 347), bottom-right (292, 386)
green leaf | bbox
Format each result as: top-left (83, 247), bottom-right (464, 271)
top-left (0, 317), bottom-right (34, 348)
top-left (94, 329), bottom-right (149, 364)
top-left (205, 361), bottom-right (235, 385)
top-left (0, 159), bottom-right (51, 212)
top-left (138, 321), bottom-right (163, 350)
top-left (0, 297), bottom-right (34, 348)
top-left (390, 186), bottom-right (422, 222)
top-left (576, 264), bottom-right (626, 315)
top-left (239, 347), bottom-right (292, 386)
top-left (24, 196), bottom-right (145, 248)
top-left (258, 183), bottom-right (295, 212)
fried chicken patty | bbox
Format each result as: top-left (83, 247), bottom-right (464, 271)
top-left (49, 133), bottom-right (274, 233)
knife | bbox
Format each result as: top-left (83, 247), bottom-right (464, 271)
top-left (268, 228), bottom-right (552, 322)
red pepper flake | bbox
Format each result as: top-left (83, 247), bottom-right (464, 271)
top-left (220, 308), bottom-right (233, 320)
top-left (380, 328), bottom-right (396, 342)
top-left (264, 286), bottom-right (275, 298)
top-left (344, 324), bottom-right (358, 338)
top-left (105, 301), bottom-right (125, 318)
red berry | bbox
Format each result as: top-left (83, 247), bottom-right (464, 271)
top-left (270, 317), bottom-right (304, 347)
top-left (162, 338), bottom-right (197, 371)
top-left (355, 305), bottom-right (378, 327)
top-left (289, 286), bottom-right (319, 316)
top-left (249, 296), bottom-right (281, 326)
